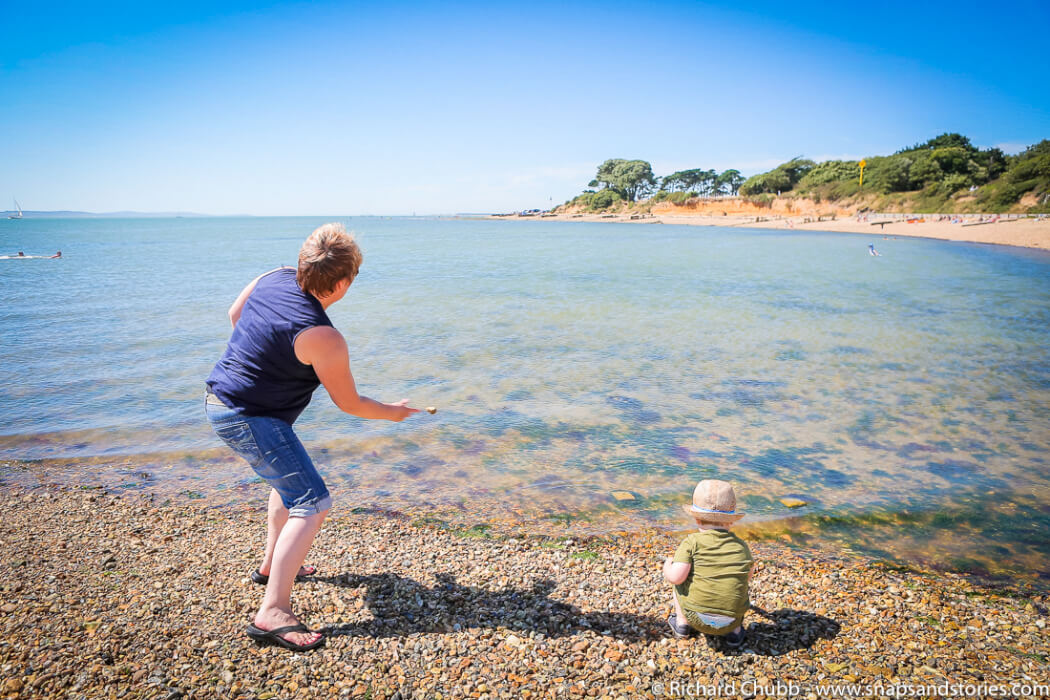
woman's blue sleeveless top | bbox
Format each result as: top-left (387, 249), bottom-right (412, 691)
top-left (207, 268), bottom-right (333, 424)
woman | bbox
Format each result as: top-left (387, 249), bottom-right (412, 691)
top-left (205, 223), bottom-right (418, 651)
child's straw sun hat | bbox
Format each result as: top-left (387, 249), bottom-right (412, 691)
top-left (682, 479), bottom-right (745, 523)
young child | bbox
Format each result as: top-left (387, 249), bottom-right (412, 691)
top-left (663, 479), bottom-right (753, 647)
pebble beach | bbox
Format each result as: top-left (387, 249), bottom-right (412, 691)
top-left (3, 486), bottom-right (1048, 699)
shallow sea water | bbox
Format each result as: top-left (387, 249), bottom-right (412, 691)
top-left (2, 217), bottom-right (1048, 582)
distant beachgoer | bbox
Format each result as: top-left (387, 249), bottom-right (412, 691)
top-left (205, 223), bottom-right (419, 651)
top-left (17, 252), bottom-right (24, 257)
top-left (50, 251), bottom-right (61, 259)
top-left (663, 479), bottom-right (753, 647)
top-left (868, 243), bottom-right (881, 257)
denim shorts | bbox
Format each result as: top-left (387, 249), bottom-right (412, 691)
top-left (205, 393), bottom-right (332, 517)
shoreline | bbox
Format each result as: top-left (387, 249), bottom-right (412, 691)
top-left (4, 453), bottom-right (1049, 589)
top-left (490, 212), bottom-right (1050, 251)
top-left (2, 484), bottom-right (1047, 697)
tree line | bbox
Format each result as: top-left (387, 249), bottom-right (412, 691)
top-left (737, 133), bottom-right (1048, 212)
top-left (557, 135), bottom-right (1049, 214)
top-left (563, 159), bottom-right (745, 212)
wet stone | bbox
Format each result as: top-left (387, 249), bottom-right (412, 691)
top-left (780, 497), bottom-right (808, 508)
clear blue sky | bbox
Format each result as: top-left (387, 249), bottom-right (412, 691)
top-left (3, 0), bottom-right (1048, 215)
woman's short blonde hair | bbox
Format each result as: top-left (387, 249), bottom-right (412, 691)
top-left (297, 223), bottom-right (363, 297)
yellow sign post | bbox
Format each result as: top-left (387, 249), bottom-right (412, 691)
top-left (859, 159), bottom-right (867, 188)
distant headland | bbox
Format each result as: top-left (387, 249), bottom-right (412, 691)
top-left (0, 210), bottom-right (213, 219)
top-left (497, 133), bottom-right (1050, 250)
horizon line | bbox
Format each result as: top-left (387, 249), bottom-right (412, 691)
top-left (1, 211), bottom-right (499, 218)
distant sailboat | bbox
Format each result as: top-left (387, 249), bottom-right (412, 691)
top-left (8, 199), bottom-right (23, 219)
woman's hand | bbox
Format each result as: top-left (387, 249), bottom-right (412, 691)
top-left (386, 399), bottom-right (420, 422)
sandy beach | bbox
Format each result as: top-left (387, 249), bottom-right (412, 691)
top-left (2, 485), bottom-right (1047, 698)
top-left (498, 213), bottom-right (1050, 251)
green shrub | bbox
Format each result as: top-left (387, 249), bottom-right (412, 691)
top-left (586, 188), bottom-right (622, 211)
top-left (929, 147), bottom-right (974, 178)
top-left (899, 133), bottom-right (977, 154)
top-left (987, 179), bottom-right (1039, 207)
top-left (941, 173), bottom-right (970, 194)
top-left (798, 160), bottom-right (859, 189)
top-left (650, 190), bottom-right (697, 204)
top-left (864, 156), bottom-right (912, 193)
top-left (827, 180), bottom-right (862, 199)
top-left (565, 189), bottom-right (622, 211)
top-left (1009, 140), bottom-right (1050, 181)
top-left (739, 158), bottom-right (815, 195)
top-left (665, 191), bottom-right (697, 205)
top-left (908, 185), bottom-right (953, 212)
top-left (909, 155), bottom-right (942, 187)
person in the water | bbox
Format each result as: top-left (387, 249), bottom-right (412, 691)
top-left (868, 243), bottom-right (881, 256)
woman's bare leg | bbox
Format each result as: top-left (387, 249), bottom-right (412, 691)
top-left (258, 489), bottom-right (287, 576)
top-left (254, 508), bottom-right (328, 646)
top-left (258, 489), bottom-right (314, 578)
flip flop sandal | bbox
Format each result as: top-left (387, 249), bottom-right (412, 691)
top-left (250, 565), bottom-right (317, 585)
top-left (245, 624), bottom-right (326, 652)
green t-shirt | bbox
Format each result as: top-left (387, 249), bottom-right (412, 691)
top-left (673, 529), bottom-right (753, 618)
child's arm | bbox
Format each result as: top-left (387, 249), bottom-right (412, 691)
top-left (663, 557), bottom-right (691, 585)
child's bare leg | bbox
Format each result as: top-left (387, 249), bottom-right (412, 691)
top-left (669, 587), bottom-right (689, 627)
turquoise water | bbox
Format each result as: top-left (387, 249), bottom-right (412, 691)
top-left (2, 217), bottom-right (1049, 579)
